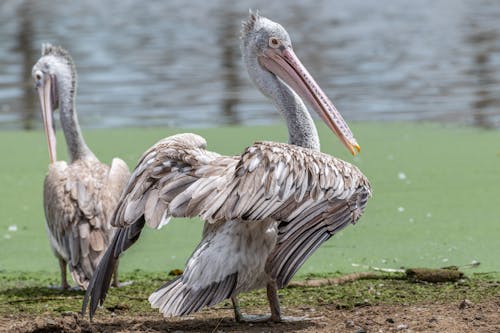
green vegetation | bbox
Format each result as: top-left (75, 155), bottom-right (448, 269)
top-left (0, 270), bottom-right (498, 316)
top-left (0, 122), bottom-right (499, 278)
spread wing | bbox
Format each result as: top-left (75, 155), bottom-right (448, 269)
top-left (112, 133), bottom-right (237, 229)
top-left (83, 133), bottom-right (239, 317)
top-left (83, 135), bottom-right (371, 317)
top-left (182, 141), bottom-right (371, 288)
top-left (44, 158), bottom-right (129, 289)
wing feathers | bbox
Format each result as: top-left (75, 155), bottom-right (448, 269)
top-left (44, 158), bottom-right (129, 290)
top-left (83, 136), bottom-right (371, 318)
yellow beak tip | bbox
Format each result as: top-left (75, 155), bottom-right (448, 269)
top-left (350, 143), bottom-right (361, 155)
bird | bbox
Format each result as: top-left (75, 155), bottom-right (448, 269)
top-left (32, 44), bottom-right (130, 290)
top-left (83, 11), bottom-right (371, 321)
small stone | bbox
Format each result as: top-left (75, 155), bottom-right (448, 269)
top-left (345, 319), bottom-right (355, 328)
top-left (459, 299), bottom-right (473, 309)
top-left (355, 328), bottom-right (366, 333)
top-left (469, 260), bottom-right (480, 267)
top-left (61, 311), bottom-right (75, 317)
top-left (396, 323), bottom-right (408, 330)
top-left (168, 268), bottom-right (183, 276)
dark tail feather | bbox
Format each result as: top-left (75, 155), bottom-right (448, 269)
top-left (81, 234), bottom-right (118, 320)
top-left (82, 216), bottom-right (145, 320)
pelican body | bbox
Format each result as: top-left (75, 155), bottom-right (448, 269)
top-left (83, 12), bottom-right (371, 320)
top-left (33, 45), bottom-right (130, 289)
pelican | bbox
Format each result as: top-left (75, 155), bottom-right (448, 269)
top-left (33, 44), bottom-right (130, 289)
top-left (83, 12), bottom-right (371, 321)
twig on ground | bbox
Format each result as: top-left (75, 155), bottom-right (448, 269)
top-left (288, 266), bottom-right (465, 288)
top-left (211, 317), bottom-right (224, 333)
top-left (288, 272), bottom-right (381, 288)
top-left (405, 268), bottom-right (464, 282)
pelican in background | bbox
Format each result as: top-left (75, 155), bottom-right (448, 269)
top-left (32, 44), bottom-right (130, 289)
top-left (83, 12), bottom-right (371, 321)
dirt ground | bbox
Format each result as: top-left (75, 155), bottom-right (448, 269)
top-left (3, 299), bottom-right (499, 333)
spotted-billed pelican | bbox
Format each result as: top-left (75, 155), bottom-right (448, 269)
top-left (33, 44), bottom-right (130, 289)
top-left (83, 12), bottom-right (371, 321)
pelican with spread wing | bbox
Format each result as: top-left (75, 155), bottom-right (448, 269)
top-left (83, 12), bottom-right (371, 321)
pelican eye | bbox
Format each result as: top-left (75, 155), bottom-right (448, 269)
top-left (268, 37), bottom-right (280, 48)
top-left (35, 71), bottom-right (42, 81)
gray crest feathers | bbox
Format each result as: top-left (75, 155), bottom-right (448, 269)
top-left (241, 9), bottom-right (260, 38)
top-left (40, 43), bottom-right (77, 91)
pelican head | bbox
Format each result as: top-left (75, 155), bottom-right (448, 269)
top-left (32, 44), bottom-right (76, 164)
top-left (241, 11), bottom-right (360, 155)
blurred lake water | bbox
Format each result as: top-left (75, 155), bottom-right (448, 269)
top-left (0, 0), bottom-right (499, 130)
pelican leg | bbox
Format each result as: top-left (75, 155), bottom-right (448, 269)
top-left (267, 280), bottom-right (310, 322)
top-left (111, 259), bottom-right (119, 287)
top-left (267, 280), bottom-right (282, 322)
top-left (231, 295), bottom-right (271, 322)
top-left (230, 281), bottom-right (283, 322)
top-left (58, 257), bottom-right (70, 290)
top-left (110, 259), bottom-right (133, 288)
top-left (231, 296), bottom-right (243, 322)
top-left (231, 281), bottom-right (306, 323)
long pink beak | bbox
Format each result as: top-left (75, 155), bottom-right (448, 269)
top-left (37, 75), bottom-right (57, 164)
top-left (259, 47), bottom-right (360, 155)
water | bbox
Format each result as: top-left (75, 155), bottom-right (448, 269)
top-left (0, 0), bottom-right (499, 130)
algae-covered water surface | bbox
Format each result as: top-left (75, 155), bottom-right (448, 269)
top-left (0, 122), bottom-right (498, 276)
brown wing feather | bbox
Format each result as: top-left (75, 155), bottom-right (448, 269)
top-left (44, 157), bottom-right (129, 289)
